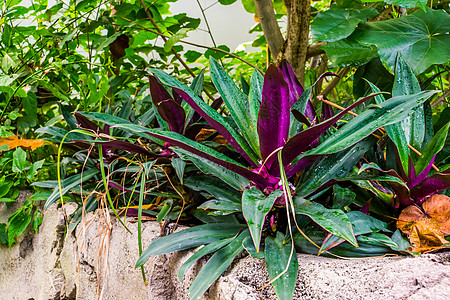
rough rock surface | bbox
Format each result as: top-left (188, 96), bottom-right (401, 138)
top-left (1, 197), bottom-right (449, 300)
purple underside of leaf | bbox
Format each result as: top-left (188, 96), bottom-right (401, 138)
top-left (280, 60), bottom-right (304, 107)
top-left (98, 140), bottom-right (158, 157)
top-left (285, 155), bottom-right (322, 179)
top-left (109, 181), bottom-right (134, 193)
top-left (410, 172), bottom-right (450, 204)
top-left (173, 88), bottom-right (257, 167)
top-left (281, 94), bottom-right (374, 172)
top-left (321, 96), bottom-right (334, 122)
top-left (132, 129), bottom-right (270, 188)
top-left (75, 112), bottom-right (100, 132)
top-left (123, 208), bottom-right (153, 218)
top-left (149, 76), bottom-right (186, 134)
top-left (410, 155), bottom-right (436, 188)
top-left (258, 64), bottom-right (290, 168)
top-left (407, 157), bottom-right (416, 187)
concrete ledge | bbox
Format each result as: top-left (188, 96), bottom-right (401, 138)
top-left (1, 199), bottom-right (449, 300)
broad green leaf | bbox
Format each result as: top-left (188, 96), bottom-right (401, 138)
top-left (321, 37), bottom-right (378, 67)
top-left (265, 232), bottom-right (298, 300)
top-left (188, 230), bottom-right (249, 299)
top-left (12, 147), bottom-right (28, 173)
top-left (209, 58), bottom-right (259, 156)
top-left (7, 208), bottom-right (32, 246)
top-left (242, 187), bottom-right (283, 253)
top-left (301, 91), bottom-right (438, 157)
top-left (393, 53), bottom-right (424, 151)
top-left (136, 223), bottom-right (245, 267)
top-left (358, 233), bottom-right (398, 248)
top-left (294, 196), bottom-right (357, 247)
top-left (415, 122), bottom-right (450, 175)
top-left (184, 175), bottom-right (241, 203)
top-left (311, 8), bottom-right (378, 42)
top-left (164, 28), bottom-right (192, 52)
top-left (44, 168), bottom-right (99, 209)
top-left (354, 8), bottom-right (450, 74)
top-left (0, 177), bottom-right (14, 198)
top-left (177, 237), bottom-right (235, 281)
top-left (385, 0), bottom-right (427, 10)
top-left (297, 137), bottom-right (375, 197)
top-left (367, 80), bottom-right (409, 173)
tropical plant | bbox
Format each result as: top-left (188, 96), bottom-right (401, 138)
top-left (69, 57), bottom-right (435, 299)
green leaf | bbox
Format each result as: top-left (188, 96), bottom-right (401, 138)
top-left (173, 147), bottom-right (250, 191)
top-left (197, 199), bottom-right (242, 215)
top-left (7, 208), bottom-right (32, 246)
top-left (23, 92), bottom-right (37, 125)
top-left (242, 236), bottom-right (264, 258)
top-left (0, 177), bottom-right (14, 198)
top-left (294, 196), bottom-right (357, 247)
top-left (354, 8), bottom-right (450, 74)
top-left (393, 53), bottom-right (424, 151)
top-left (184, 175), bottom-right (241, 203)
top-left (265, 232), bottom-right (298, 300)
top-left (332, 185), bottom-right (356, 210)
top-left (44, 168), bottom-right (100, 209)
top-left (366, 80), bottom-right (410, 174)
top-left (242, 187), bottom-right (283, 253)
top-left (164, 28), bottom-right (192, 52)
top-left (384, 0), bottom-right (427, 10)
top-left (12, 147), bottom-right (28, 173)
top-left (415, 122), bottom-right (450, 175)
top-left (151, 68), bottom-right (258, 164)
top-left (311, 8), bottom-right (378, 42)
top-left (321, 38), bottom-right (378, 67)
top-left (188, 230), bottom-right (249, 300)
top-left (0, 223), bottom-right (7, 244)
top-left (184, 50), bottom-right (202, 63)
top-left (210, 58), bottom-right (260, 157)
top-left (218, 0), bottom-right (237, 4)
top-left (177, 237), bottom-right (235, 281)
top-left (171, 158), bottom-right (186, 185)
top-left (136, 223), bottom-right (245, 267)
top-left (297, 137), bottom-right (375, 197)
top-left (301, 91), bottom-right (438, 157)
top-left (248, 69), bottom-right (263, 149)
top-left (156, 200), bottom-right (172, 223)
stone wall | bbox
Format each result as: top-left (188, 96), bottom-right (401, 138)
top-left (1, 194), bottom-right (449, 300)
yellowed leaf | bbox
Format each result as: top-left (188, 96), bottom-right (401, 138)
top-left (0, 135), bottom-right (44, 151)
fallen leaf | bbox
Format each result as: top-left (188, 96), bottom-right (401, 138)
top-left (0, 135), bottom-right (44, 151)
top-left (408, 218), bottom-right (449, 253)
top-left (397, 194), bottom-right (450, 253)
top-left (423, 194), bottom-right (450, 235)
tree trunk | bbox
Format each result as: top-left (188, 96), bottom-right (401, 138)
top-left (253, 0), bottom-right (284, 59)
top-left (284, 0), bottom-right (310, 85)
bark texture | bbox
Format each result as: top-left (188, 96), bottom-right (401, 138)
top-left (254, 0), bottom-right (284, 59)
top-left (284, 0), bottom-right (311, 84)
